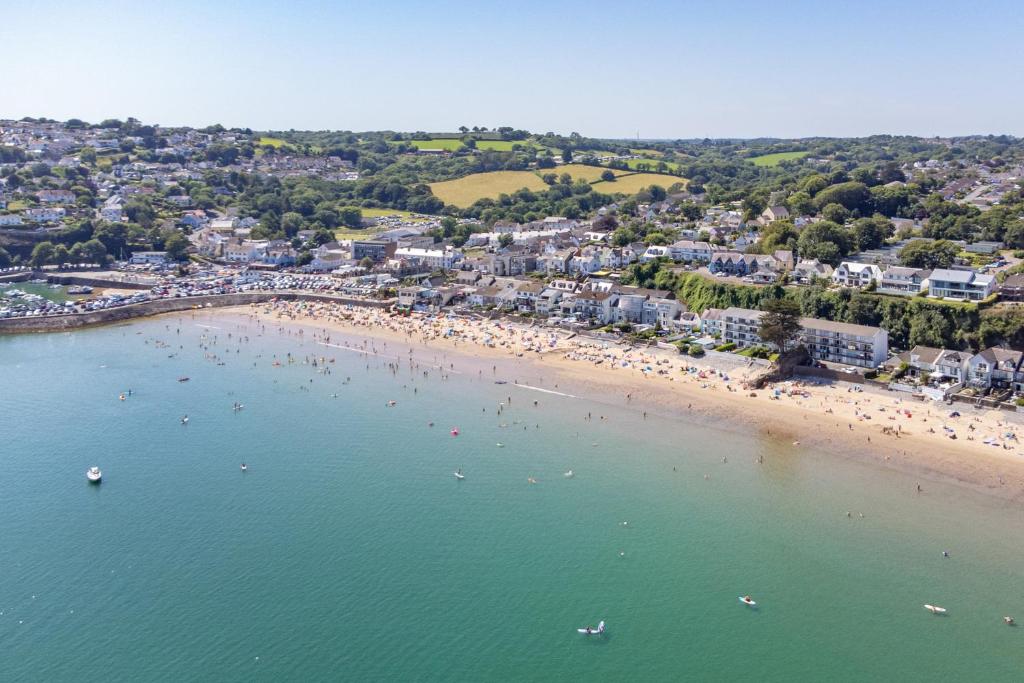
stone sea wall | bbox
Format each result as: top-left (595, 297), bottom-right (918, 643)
top-left (0, 292), bottom-right (393, 335)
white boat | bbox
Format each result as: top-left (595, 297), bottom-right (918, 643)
top-left (739, 596), bottom-right (756, 607)
top-left (86, 466), bottom-right (102, 483)
top-left (924, 604), bottom-right (947, 614)
top-left (454, 469), bottom-right (465, 480)
top-left (181, 416), bottom-right (189, 424)
top-left (577, 620), bottom-right (605, 635)
top-left (240, 463), bottom-right (247, 472)
top-left (564, 470), bottom-right (574, 478)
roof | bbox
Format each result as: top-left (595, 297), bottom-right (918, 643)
top-left (799, 317), bottom-right (884, 338)
top-left (908, 345), bottom-right (943, 365)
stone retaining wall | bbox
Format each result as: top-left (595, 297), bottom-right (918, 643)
top-left (0, 292), bottom-right (393, 334)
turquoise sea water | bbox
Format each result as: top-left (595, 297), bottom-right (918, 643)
top-left (3, 317), bottom-right (1024, 681)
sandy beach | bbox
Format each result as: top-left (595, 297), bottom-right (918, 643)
top-left (188, 301), bottom-right (1024, 503)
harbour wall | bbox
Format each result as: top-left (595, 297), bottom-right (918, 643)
top-left (0, 292), bottom-right (393, 335)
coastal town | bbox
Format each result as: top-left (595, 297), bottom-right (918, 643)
top-left (3, 118), bottom-right (1024, 414)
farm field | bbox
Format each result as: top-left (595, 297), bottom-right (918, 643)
top-left (406, 139), bottom-right (465, 151)
top-left (258, 136), bottom-right (288, 148)
top-left (748, 151), bottom-right (809, 166)
top-left (621, 158), bottom-right (684, 172)
top-left (591, 172), bottom-right (686, 195)
top-left (428, 171), bottom-right (549, 207)
top-left (549, 164), bottom-right (629, 182)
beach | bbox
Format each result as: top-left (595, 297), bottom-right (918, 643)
top-left (206, 300), bottom-right (1024, 502)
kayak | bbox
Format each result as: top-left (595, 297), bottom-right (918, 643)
top-left (577, 620), bottom-right (605, 635)
top-left (454, 471), bottom-right (465, 480)
top-left (924, 604), bottom-right (947, 614)
top-left (739, 596), bottom-right (757, 606)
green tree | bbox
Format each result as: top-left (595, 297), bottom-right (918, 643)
top-left (30, 241), bottom-right (55, 268)
top-left (814, 181), bottom-right (870, 212)
top-left (758, 298), bottom-right (803, 353)
top-left (899, 239), bottom-right (959, 269)
top-left (339, 206), bottom-right (363, 229)
top-left (164, 232), bottom-right (190, 261)
top-left (498, 233), bottom-right (514, 248)
top-left (821, 203), bottom-right (850, 224)
top-left (0, 246), bottom-right (11, 267)
top-left (786, 191), bottom-right (814, 216)
top-left (851, 215), bottom-right (893, 251)
top-left (600, 170), bottom-right (616, 182)
top-left (797, 220), bottom-right (851, 265)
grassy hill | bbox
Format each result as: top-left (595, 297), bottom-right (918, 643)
top-left (405, 139), bottom-right (465, 151)
top-left (428, 171), bottom-right (549, 207)
top-left (550, 164), bottom-right (629, 182)
top-left (748, 151), bottom-right (809, 167)
top-left (621, 158), bottom-right (684, 173)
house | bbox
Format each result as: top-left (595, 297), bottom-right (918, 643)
top-left (180, 210), bottom-right (208, 229)
top-left (209, 217), bottom-right (238, 232)
top-left (37, 189), bottom-right (76, 204)
top-left (224, 238), bottom-right (268, 263)
top-left (833, 262), bottom-right (883, 288)
top-left (100, 196), bottom-right (124, 222)
top-left (700, 308), bottom-right (725, 336)
top-left (263, 241), bottom-right (297, 266)
top-left (878, 267), bottom-right (931, 296)
top-left (393, 247), bottom-right (461, 270)
top-left (791, 259), bottom-right (833, 284)
top-left (24, 207), bottom-right (66, 222)
top-left (967, 348), bottom-right (1023, 391)
top-left (129, 251), bottom-right (169, 265)
top-left (0, 214), bottom-right (24, 226)
top-left (965, 241), bottom-right (1002, 255)
top-left (310, 242), bottom-right (349, 271)
top-left (927, 269), bottom-right (995, 301)
top-left (761, 206), bottom-right (790, 223)
top-left (570, 290), bottom-right (618, 324)
top-left (999, 274), bottom-right (1024, 301)
top-left (668, 239), bottom-right (716, 263)
top-left (489, 246), bottom-right (537, 276)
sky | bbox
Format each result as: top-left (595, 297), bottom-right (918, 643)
top-left (3, 0), bottom-right (1022, 138)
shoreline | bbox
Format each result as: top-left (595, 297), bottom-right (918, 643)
top-left (182, 302), bottom-right (1024, 505)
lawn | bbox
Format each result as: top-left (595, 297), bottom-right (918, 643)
top-left (406, 139), bottom-right (465, 151)
top-left (748, 151), bottom-right (809, 167)
top-left (429, 171), bottom-right (549, 207)
top-left (258, 136), bottom-right (289, 148)
top-left (6, 200), bottom-right (28, 211)
top-left (547, 164), bottom-right (629, 182)
top-left (590, 172), bottom-right (687, 195)
top-left (356, 207), bottom-right (433, 222)
top-left (629, 148), bottom-right (664, 157)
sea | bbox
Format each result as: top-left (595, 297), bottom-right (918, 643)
top-left (2, 315), bottom-right (1024, 681)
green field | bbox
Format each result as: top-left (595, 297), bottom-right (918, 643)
top-left (428, 171), bottom-right (549, 207)
top-left (406, 139), bottom-right (465, 151)
top-left (622, 158), bottom-right (683, 172)
top-left (591, 172), bottom-right (686, 195)
top-left (748, 151), bottom-right (809, 167)
top-left (357, 207), bottom-right (433, 222)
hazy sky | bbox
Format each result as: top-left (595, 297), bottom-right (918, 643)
top-left (3, 0), bottom-right (1022, 138)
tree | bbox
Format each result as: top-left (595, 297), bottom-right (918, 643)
top-left (899, 239), bottom-right (959, 269)
top-left (0, 246), bottom-right (11, 268)
top-left (797, 220), bottom-right (851, 265)
top-left (758, 298), bottom-right (803, 353)
top-left (821, 203), bottom-right (850, 224)
top-left (498, 233), bottom-right (514, 248)
top-left (93, 222), bottom-right (129, 256)
top-left (281, 211), bottom-right (305, 236)
top-left (851, 215), bottom-right (893, 251)
top-left (814, 181), bottom-right (870, 212)
top-left (339, 206), bottom-right (363, 229)
top-left (164, 232), bottom-right (190, 262)
top-left (77, 239), bottom-right (108, 265)
top-left (787, 190), bottom-right (814, 216)
top-left (359, 256), bottom-right (374, 270)
top-left (600, 170), bottom-right (616, 182)
top-left (30, 241), bottom-right (55, 268)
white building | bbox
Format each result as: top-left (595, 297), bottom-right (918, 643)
top-left (393, 247), bottom-right (461, 270)
top-left (927, 269), bottom-right (995, 301)
top-left (832, 262), bottom-right (883, 288)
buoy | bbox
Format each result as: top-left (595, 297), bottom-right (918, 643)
top-left (450, 428), bottom-right (459, 436)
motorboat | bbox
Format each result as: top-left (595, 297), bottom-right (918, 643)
top-left (577, 620), bottom-right (605, 635)
top-left (178, 376), bottom-right (190, 382)
top-left (1004, 616), bottom-right (1015, 626)
top-left (454, 469), bottom-right (465, 480)
top-left (450, 428), bottom-right (459, 436)
top-left (739, 596), bottom-right (757, 607)
top-left (924, 604), bottom-right (947, 614)
top-left (564, 470), bottom-right (574, 478)
top-left (181, 415), bottom-right (189, 425)
top-left (86, 466), bottom-right (102, 483)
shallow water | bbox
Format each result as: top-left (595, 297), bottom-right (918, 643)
top-left (2, 317), bottom-right (1024, 681)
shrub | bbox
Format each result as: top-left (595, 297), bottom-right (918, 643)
top-left (688, 344), bottom-right (705, 357)
top-left (864, 369), bottom-right (879, 380)
top-left (714, 342), bottom-right (737, 352)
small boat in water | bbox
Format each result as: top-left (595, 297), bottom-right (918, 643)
top-left (577, 620), bottom-right (605, 635)
top-left (739, 596), bottom-right (757, 607)
top-left (86, 466), bottom-right (102, 483)
top-left (181, 415), bottom-right (189, 425)
top-left (1004, 616), bottom-right (1015, 626)
top-left (454, 468), bottom-right (465, 480)
top-left (564, 470), bottom-right (574, 478)
top-left (924, 604), bottom-right (947, 614)
top-left (178, 377), bottom-right (190, 382)
top-left (450, 428), bottom-right (459, 436)
top-left (240, 463), bottom-right (247, 472)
